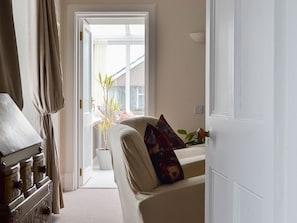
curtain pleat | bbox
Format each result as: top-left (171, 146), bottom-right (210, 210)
top-left (42, 114), bottom-right (64, 213)
top-left (0, 0), bottom-right (23, 109)
top-left (34, 0), bottom-right (65, 214)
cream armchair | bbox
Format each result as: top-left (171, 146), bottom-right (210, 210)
top-left (121, 116), bottom-right (206, 178)
top-left (107, 124), bottom-right (205, 223)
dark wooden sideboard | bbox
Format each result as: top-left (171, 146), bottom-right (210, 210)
top-left (0, 93), bottom-right (52, 223)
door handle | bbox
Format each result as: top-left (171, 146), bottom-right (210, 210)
top-left (197, 128), bottom-right (210, 143)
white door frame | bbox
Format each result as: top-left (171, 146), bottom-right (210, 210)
top-left (277, 0), bottom-right (297, 222)
top-left (273, 0), bottom-right (297, 222)
top-left (75, 11), bottom-right (152, 187)
top-left (62, 4), bottom-right (156, 190)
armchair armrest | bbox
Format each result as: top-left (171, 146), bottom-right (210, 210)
top-left (138, 175), bottom-right (205, 223)
top-left (179, 155), bottom-right (206, 178)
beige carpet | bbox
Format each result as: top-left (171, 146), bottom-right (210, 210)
top-left (52, 189), bottom-right (123, 223)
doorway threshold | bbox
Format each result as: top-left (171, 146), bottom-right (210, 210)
top-left (80, 158), bottom-right (117, 189)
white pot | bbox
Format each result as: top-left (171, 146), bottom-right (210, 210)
top-left (96, 148), bottom-right (112, 170)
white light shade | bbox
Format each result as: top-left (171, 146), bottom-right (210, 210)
top-left (189, 32), bottom-right (205, 43)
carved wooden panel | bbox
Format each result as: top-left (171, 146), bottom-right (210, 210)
top-left (20, 158), bottom-right (33, 194)
top-left (12, 179), bottom-right (52, 223)
top-left (0, 163), bottom-right (22, 204)
top-left (32, 153), bottom-right (46, 185)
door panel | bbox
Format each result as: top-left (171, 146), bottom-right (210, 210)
top-left (233, 183), bottom-right (262, 223)
top-left (234, 0), bottom-right (265, 120)
top-left (210, 170), bottom-right (229, 223)
top-left (206, 0), bottom-right (274, 222)
top-left (211, 0), bottom-right (233, 117)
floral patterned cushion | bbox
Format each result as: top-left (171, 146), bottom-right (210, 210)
top-left (156, 114), bottom-right (186, 150)
top-left (144, 124), bottom-right (184, 184)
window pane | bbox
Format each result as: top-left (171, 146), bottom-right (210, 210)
top-left (130, 45), bottom-right (144, 63)
top-left (92, 20), bottom-right (146, 118)
top-left (91, 25), bottom-right (126, 37)
top-left (130, 87), bottom-right (144, 111)
top-left (112, 70), bottom-right (126, 110)
top-left (110, 86), bottom-right (125, 111)
top-left (130, 45), bottom-right (145, 115)
top-left (129, 24), bottom-right (145, 36)
top-left (106, 45), bottom-right (126, 75)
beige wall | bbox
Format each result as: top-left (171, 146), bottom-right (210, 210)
top-left (155, 0), bottom-right (205, 132)
top-left (61, 0), bottom-right (205, 131)
top-left (59, 0), bottom-right (205, 190)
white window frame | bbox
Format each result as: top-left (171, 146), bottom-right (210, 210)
top-left (77, 11), bottom-right (155, 115)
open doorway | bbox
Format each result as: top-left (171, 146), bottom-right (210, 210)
top-left (76, 12), bottom-right (152, 188)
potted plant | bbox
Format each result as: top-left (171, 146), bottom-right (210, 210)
top-left (177, 128), bottom-right (206, 146)
top-left (95, 73), bottom-right (121, 170)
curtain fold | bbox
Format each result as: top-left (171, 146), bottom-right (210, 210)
top-left (34, 0), bottom-right (64, 214)
top-left (41, 114), bottom-right (64, 213)
top-left (0, 0), bottom-right (23, 109)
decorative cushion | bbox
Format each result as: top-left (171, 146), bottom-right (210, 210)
top-left (156, 114), bottom-right (186, 150)
top-left (144, 124), bottom-right (184, 184)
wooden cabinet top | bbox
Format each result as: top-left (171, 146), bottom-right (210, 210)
top-left (0, 94), bottom-right (41, 161)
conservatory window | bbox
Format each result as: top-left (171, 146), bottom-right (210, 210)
top-left (91, 19), bottom-right (146, 116)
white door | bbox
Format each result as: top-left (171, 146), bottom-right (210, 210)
top-left (205, 0), bottom-right (274, 223)
top-left (79, 19), bottom-right (93, 186)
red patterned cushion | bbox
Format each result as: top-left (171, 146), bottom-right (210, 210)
top-left (144, 124), bottom-right (184, 184)
top-left (156, 114), bottom-right (186, 150)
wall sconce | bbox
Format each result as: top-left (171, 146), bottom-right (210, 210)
top-left (189, 32), bottom-right (205, 44)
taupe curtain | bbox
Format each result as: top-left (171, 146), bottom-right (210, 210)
top-left (34, 0), bottom-right (64, 214)
top-left (0, 0), bottom-right (23, 109)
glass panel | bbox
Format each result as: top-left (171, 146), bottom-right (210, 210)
top-left (91, 24), bottom-right (126, 37)
top-left (110, 85), bottom-right (125, 111)
top-left (129, 45), bottom-right (145, 115)
top-left (92, 20), bottom-right (146, 118)
top-left (106, 45), bottom-right (126, 75)
top-left (129, 24), bottom-right (145, 36)
top-left (130, 45), bottom-right (144, 63)
top-left (130, 87), bottom-right (144, 112)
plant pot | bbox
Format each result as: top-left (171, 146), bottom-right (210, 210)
top-left (96, 148), bottom-right (112, 170)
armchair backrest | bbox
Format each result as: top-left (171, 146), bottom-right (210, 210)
top-left (120, 116), bottom-right (158, 138)
top-left (108, 124), bottom-right (159, 193)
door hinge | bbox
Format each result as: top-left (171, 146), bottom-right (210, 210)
top-left (80, 31), bottom-right (83, 41)
top-left (80, 168), bottom-right (83, 176)
top-left (80, 99), bottom-right (83, 109)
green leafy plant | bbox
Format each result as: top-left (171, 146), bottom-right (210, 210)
top-left (96, 73), bottom-right (121, 150)
top-left (177, 129), bottom-right (204, 145)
